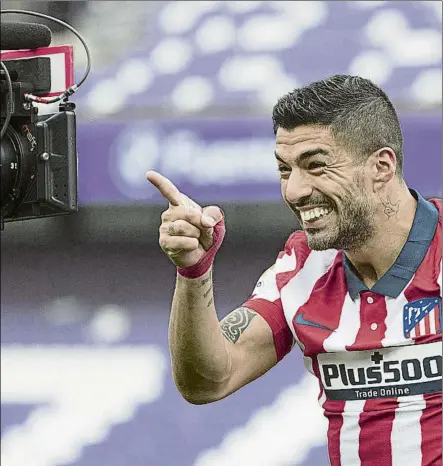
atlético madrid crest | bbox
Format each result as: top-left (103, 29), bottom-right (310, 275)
top-left (403, 298), bottom-right (442, 338)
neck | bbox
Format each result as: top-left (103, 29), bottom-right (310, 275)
top-left (344, 185), bottom-right (417, 288)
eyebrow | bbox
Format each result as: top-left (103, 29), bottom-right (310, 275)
top-left (274, 148), bottom-right (330, 164)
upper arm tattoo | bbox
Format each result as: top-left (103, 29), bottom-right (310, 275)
top-left (220, 307), bottom-right (257, 344)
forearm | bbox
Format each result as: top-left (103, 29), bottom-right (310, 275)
top-left (168, 267), bottom-right (232, 402)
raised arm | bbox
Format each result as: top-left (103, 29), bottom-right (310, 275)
top-left (146, 171), bottom-right (284, 404)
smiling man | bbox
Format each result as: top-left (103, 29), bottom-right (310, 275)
top-left (146, 75), bottom-right (442, 466)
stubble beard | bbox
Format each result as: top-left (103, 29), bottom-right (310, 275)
top-left (294, 189), bottom-right (376, 252)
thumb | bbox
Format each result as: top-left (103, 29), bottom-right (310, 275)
top-left (201, 206), bottom-right (223, 228)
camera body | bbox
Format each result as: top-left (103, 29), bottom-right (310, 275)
top-left (0, 45), bottom-right (78, 228)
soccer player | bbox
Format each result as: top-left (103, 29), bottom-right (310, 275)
top-left (146, 75), bottom-right (442, 466)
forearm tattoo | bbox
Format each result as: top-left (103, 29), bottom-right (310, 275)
top-left (198, 270), bottom-right (212, 288)
top-left (381, 195), bottom-right (400, 219)
top-left (220, 307), bottom-right (257, 344)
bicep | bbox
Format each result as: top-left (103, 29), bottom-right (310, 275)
top-left (218, 307), bottom-right (280, 398)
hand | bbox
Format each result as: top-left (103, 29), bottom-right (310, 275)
top-left (146, 170), bottom-right (224, 269)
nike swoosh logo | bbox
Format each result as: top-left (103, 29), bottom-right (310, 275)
top-left (295, 312), bottom-right (334, 332)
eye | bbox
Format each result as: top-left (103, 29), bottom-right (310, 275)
top-left (278, 165), bottom-right (291, 177)
top-left (308, 162), bottom-right (326, 170)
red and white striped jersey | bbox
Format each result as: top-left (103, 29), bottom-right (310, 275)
top-left (243, 190), bottom-right (442, 466)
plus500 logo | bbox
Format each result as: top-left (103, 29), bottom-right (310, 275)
top-left (322, 356), bottom-right (442, 388)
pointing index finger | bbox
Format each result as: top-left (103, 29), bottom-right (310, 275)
top-left (146, 170), bottom-right (182, 207)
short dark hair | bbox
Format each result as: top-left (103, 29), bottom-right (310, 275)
top-left (272, 75), bottom-right (404, 176)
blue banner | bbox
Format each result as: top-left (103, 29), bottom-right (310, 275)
top-left (77, 114), bottom-right (442, 205)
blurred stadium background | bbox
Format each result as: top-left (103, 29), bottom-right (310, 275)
top-left (1, 1), bottom-right (441, 466)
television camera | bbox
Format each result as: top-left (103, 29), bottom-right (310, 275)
top-left (0, 9), bottom-right (90, 229)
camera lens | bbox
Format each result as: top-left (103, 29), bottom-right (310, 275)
top-left (0, 125), bottom-right (29, 216)
top-left (1, 130), bottom-right (19, 206)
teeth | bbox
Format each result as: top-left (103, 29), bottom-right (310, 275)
top-left (301, 207), bottom-right (331, 222)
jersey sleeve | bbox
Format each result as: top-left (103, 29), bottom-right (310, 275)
top-left (242, 263), bottom-right (294, 361)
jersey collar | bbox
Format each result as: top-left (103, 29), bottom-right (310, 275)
top-left (343, 189), bottom-right (439, 299)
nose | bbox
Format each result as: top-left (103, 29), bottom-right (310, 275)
top-left (283, 168), bottom-right (313, 205)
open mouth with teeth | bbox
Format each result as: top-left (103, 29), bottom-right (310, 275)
top-left (300, 207), bottom-right (333, 224)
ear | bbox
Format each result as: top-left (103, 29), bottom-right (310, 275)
top-left (370, 147), bottom-right (397, 187)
